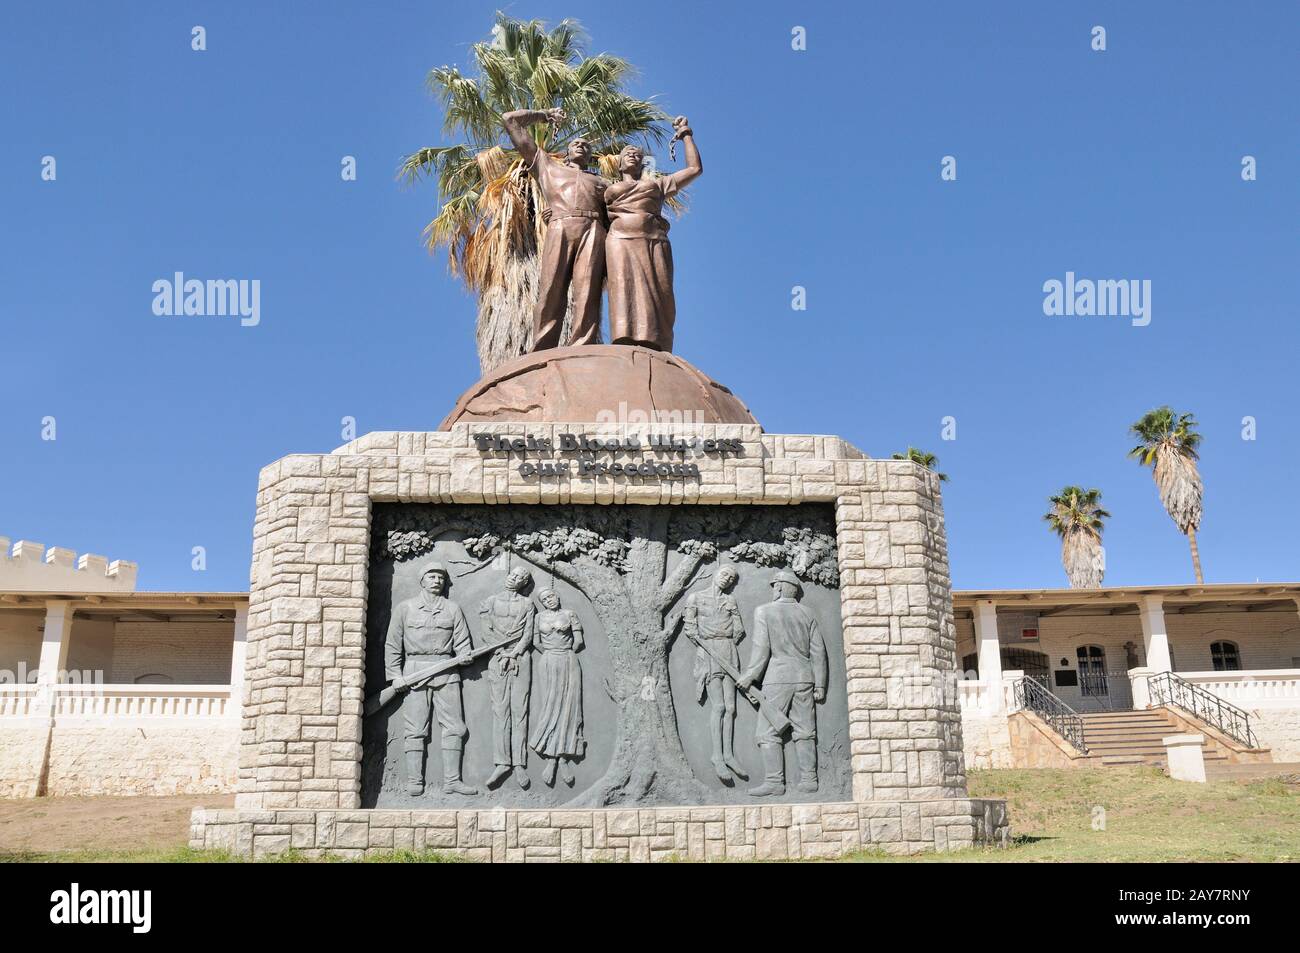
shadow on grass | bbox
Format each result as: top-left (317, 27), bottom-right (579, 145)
top-left (1010, 834), bottom-right (1053, 846)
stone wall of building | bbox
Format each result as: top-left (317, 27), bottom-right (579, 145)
top-left (961, 696), bottom-right (1013, 769)
top-left (187, 425), bottom-right (1007, 859)
top-left (1006, 711), bottom-right (1090, 769)
top-left (1252, 708), bottom-right (1300, 761)
top-left (0, 718), bottom-right (237, 797)
top-left (0, 724), bottom-right (49, 798)
top-left (44, 722), bottom-right (237, 796)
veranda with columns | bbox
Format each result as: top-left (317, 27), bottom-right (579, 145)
top-left (0, 586), bottom-right (244, 797)
top-left (954, 584), bottom-right (1300, 767)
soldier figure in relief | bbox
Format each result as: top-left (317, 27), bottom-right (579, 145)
top-left (684, 566), bottom-right (749, 784)
top-left (479, 566), bottom-right (536, 790)
top-left (384, 563), bottom-right (478, 797)
top-left (737, 571), bottom-right (828, 797)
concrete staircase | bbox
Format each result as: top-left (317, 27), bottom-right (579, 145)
top-left (1078, 709), bottom-right (1236, 768)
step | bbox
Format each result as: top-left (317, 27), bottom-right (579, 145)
top-left (1203, 762), bottom-right (1300, 781)
top-left (1081, 714), bottom-right (1171, 722)
top-left (1084, 738), bottom-right (1195, 749)
top-left (1094, 755), bottom-right (1164, 766)
top-left (1085, 745), bottom-right (1229, 759)
top-left (1085, 741), bottom-right (1230, 755)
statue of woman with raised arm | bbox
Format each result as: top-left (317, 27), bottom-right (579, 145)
top-left (603, 116), bottom-right (702, 352)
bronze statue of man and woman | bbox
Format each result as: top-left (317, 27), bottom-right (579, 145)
top-left (501, 108), bottom-right (702, 355)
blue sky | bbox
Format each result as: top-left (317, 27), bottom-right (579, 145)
top-left (3, 2), bottom-right (1297, 592)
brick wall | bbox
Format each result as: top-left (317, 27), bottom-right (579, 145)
top-left (1166, 610), bottom-right (1300, 671)
top-left (110, 621), bottom-right (234, 684)
top-left (0, 613), bottom-right (42, 676)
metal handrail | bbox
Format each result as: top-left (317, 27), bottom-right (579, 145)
top-left (1012, 676), bottom-right (1089, 754)
top-left (1147, 671), bottom-right (1258, 749)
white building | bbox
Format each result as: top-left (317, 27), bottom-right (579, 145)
top-left (956, 585), bottom-right (1300, 772)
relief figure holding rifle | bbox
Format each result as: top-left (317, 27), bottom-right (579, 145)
top-left (383, 563), bottom-right (478, 797)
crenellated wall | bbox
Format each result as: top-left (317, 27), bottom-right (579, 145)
top-left (0, 538), bottom-right (137, 593)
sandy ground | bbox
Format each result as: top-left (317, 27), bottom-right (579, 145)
top-left (0, 794), bottom-right (233, 856)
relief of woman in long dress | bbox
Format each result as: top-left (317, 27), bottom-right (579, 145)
top-left (528, 588), bottom-right (585, 786)
top-left (603, 116), bottom-right (703, 353)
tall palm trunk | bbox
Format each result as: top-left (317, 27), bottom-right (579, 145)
top-left (1188, 528), bottom-right (1204, 584)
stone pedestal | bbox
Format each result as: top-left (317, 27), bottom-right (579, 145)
top-left (1164, 733), bottom-right (1207, 783)
top-left (189, 423), bottom-right (1008, 859)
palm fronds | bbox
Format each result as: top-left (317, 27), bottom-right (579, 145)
top-left (1128, 406), bottom-right (1205, 582)
top-left (1044, 486), bottom-right (1109, 588)
top-left (401, 14), bottom-right (671, 373)
top-left (892, 447), bottom-right (949, 482)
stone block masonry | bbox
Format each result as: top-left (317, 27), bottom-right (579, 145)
top-left (192, 799), bottom-right (1008, 861)
top-left (189, 424), bottom-right (1008, 858)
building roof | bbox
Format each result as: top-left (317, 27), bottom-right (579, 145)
top-left (952, 582), bottom-right (1300, 617)
top-left (0, 590), bottom-right (246, 620)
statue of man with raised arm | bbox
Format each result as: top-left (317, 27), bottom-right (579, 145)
top-left (501, 107), bottom-right (608, 352)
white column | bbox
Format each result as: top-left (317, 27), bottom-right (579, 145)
top-left (974, 600), bottom-right (1003, 706)
top-left (36, 601), bottom-right (75, 686)
top-left (1128, 666), bottom-right (1155, 709)
top-left (1138, 595), bottom-right (1172, 673)
top-left (228, 604), bottom-right (248, 715)
top-left (32, 601), bottom-right (75, 798)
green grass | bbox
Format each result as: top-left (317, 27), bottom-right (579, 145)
top-left (841, 767), bottom-right (1300, 862)
top-left (4, 768), bottom-right (1297, 862)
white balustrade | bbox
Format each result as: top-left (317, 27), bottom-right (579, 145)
top-left (0, 684), bottom-right (40, 717)
top-left (0, 684), bottom-right (231, 721)
top-left (1178, 670), bottom-right (1300, 707)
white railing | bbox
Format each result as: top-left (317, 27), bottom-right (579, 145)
top-left (957, 680), bottom-right (990, 710)
top-left (1178, 669), bottom-right (1300, 706)
top-left (0, 684), bottom-right (40, 717)
top-left (0, 684), bottom-right (233, 721)
top-left (957, 670), bottom-right (1024, 715)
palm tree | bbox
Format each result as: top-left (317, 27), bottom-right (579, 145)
top-left (1128, 406), bottom-right (1205, 583)
top-left (1043, 486), bottom-right (1110, 588)
top-left (892, 447), bottom-right (949, 481)
top-left (400, 14), bottom-right (669, 373)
